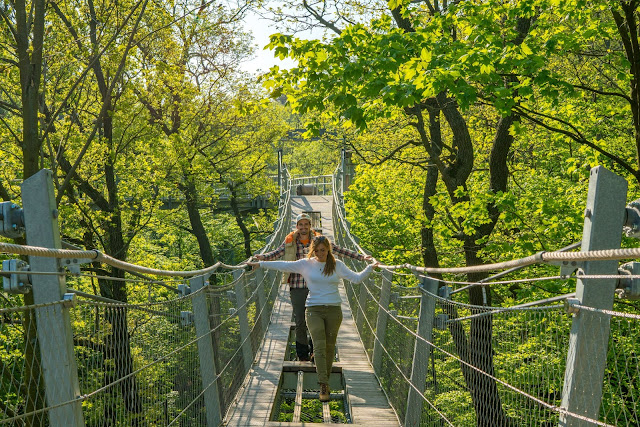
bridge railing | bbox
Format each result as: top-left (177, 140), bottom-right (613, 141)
top-left (332, 166), bottom-right (640, 426)
top-left (0, 168), bottom-right (293, 426)
top-left (290, 175), bottom-right (333, 196)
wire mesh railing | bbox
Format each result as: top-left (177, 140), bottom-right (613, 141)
top-left (290, 175), bottom-right (333, 196)
top-left (331, 165), bottom-right (640, 427)
top-left (3, 163), bottom-right (640, 426)
top-left (0, 168), bottom-right (293, 426)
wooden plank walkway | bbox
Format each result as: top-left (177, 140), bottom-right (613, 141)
top-left (223, 196), bottom-right (398, 426)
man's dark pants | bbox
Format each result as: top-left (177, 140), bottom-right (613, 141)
top-left (290, 287), bottom-right (312, 360)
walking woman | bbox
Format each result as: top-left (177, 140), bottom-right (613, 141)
top-left (250, 235), bottom-right (378, 401)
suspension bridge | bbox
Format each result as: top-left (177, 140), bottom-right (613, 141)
top-left (1, 164), bottom-right (639, 426)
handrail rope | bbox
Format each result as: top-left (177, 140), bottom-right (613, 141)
top-left (62, 240), bottom-right (182, 291)
top-left (332, 171), bottom-right (369, 257)
top-left (332, 171), bottom-right (594, 279)
top-left (0, 270), bottom-right (273, 425)
top-left (0, 241), bottom-right (236, 276)
top-left (351, 279), bottom-right (616, 427)
top-left (398, 246), bottom-right (640, 275)
top-left (257, 191), bottom-right (291, 255)
top-left (568, 302), bottom-right (640, 320)
top-left (0, 299), bottom-right (66, 314)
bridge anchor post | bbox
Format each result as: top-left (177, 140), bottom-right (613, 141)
top-left (372, 270), bottom-right (393, 375)
top-left (22, 169), bottom-right (85, 426)
top-left (404, 276), bottom-right (439, 426)
top-left (559, 166), bottom-right (627, 426)
top-left (190, 274), bottom-right (222, 426)
top-left (233, 270), bottom-right (254, 371)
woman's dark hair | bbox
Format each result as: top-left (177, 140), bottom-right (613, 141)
top-left (308, 235), bottom-right (336, 276)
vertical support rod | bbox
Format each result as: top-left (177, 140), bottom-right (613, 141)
top-left (254, 268), bottom-right (270, 333)
top-left (233, 270), bottom-right (254, 371)
top-left (21, 169), bottom-right (85, 426)
top-left (278, 148), bottom-right (283, 196)
top-left (355, 274), bottom-right (368, 333)
top-left (559, 166), bottom-right (627, 426)
top-left (190, 275), bottom-right (222, 427)
top-left (405, 276), bottom-right (438, 427)
top-left (372, 270), bottom-right (393, 374)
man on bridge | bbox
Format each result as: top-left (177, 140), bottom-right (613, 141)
top-left (253, 213), bottom-right (372, 361)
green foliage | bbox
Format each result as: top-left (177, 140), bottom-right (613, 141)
top-left (345, 162), bottom-right (424, 266)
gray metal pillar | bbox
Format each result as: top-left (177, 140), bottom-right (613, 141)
top-left (21, 169), bottom-right (85, 426)
top-left (559, 166), bottom-right (627, 426)
top-left (190, 275), bottom-right (221, 426)
top-left (355, 274), bottom-right (368, 330)
top-left (233, 270), bottom-right (254, 371)
top-left (278, 149), bottom-right (283, 195)
top-left (405, 276), bottom-right (438, 426)
top-left (372, 270), bottom-right (392, 375)
top-left (254, 268), bottom-right (270, 333)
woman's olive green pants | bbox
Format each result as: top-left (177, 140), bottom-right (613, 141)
top-left (305, 305), bottom-right (343, 384)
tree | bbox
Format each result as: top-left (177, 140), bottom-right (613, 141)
top-left (263, 1), bottom-right (543, 424)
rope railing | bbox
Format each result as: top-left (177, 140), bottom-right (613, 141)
top-left (331, 166), bottom-right (639, 427)
top-left (1, 268), bottom-right (274, 425)
top-left (3, 166), bottom-right (640, 426)
top-left (0, 168), bottom-right (292, 426)
top-left (348, 276), bottom-right (617, 426)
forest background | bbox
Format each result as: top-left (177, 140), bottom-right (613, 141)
top-left (2, 0), bottom-right (640, 424)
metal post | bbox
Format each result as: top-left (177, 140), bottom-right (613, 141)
top-left (559, 166), bottom-right (627, 426)
top-left (21, 169), bottom-right (85, 426)
top-left (372, 270), bottom-right (393, 374)
top-left (254, 268), bottom-right (270, 333)
top-left (233, 270), bottom-right (254, 371)
top-left (278, 149), bottom-right (283, 195)
top-left (355, 274), bottom-right (368, 332)
top-left (405, 276), bottom-right (438, 426)
top-left (190, 275), bottom-right (221, 426)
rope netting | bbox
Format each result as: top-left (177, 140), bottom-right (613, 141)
top-left (332, 167), bottom-right (640, 427)
top-left (0, 171), bottom-right (293, 425)
top-left (2, 167), bottom-right (640, 426)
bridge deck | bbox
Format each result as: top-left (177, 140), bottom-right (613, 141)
top-left (224, 196), bottom-right (398, 426)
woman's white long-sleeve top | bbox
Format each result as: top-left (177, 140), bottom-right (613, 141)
top-left (259, 258), bottom-right (374, 307)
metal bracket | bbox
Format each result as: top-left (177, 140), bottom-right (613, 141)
top-left (2, 259), bottom-right (31, 294)
top-left (180, 311), bottom-right (194, 327)
top-left (616, 262), bottom-right (640, 300)
top-left (438, 286), bottom-right (452, 299)
top-left (434, 313), bottom-right (448, 330)
top-left (62, 292), bottom-right (77, 308)
top-left (178, 284), bottom-right (192, 297)
top-left (623, 199), bottom-right (640, 238)
top-left (59, 258), bottom-right (93, 275)
top-left (548, 260), bottom-right (585, 278)
top-left (0, 202), bottom-right (25, 239)
top-left (564, 297), bottom-right (580, 315)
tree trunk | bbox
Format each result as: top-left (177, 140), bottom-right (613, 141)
top-left (14, 1), bottom-right (47, 421)
top-left (229, 186), bottom-right (253, 259)
top-left (102, 107), bottom-right (143, 421)
top-left (16, 0), bottom-right (45, 179)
